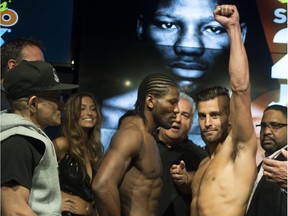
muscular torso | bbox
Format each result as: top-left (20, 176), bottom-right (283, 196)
top-left (191, 138), bottom-right (256, 216)
top-left (119, 133), bottom-right (162, 216)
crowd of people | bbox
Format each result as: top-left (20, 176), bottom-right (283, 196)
top-left (1, 4), bottom-right (287, 216)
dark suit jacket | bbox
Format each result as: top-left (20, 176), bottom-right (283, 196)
top-left (245, 152), bottom-right (287, 216)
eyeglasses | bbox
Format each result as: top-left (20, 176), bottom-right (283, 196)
top-left (256, 122), bottom-right (287, 130)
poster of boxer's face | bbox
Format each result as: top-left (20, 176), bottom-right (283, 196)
top-left (2, 0), bottom-right (286, 148)
top-left (75, 0), bottom-right (286, 148)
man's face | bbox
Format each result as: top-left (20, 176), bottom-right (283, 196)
top-left (35, 92), bottom-right (63, 129)
top-left (78, 96), bottom-right (98, 129)
top-left (153, 86), bottom-right (180, 129)
top-left (197, 96), bottom-right (230, 145)
top-left (139, 0), bottom-right (232, 79)
top-left (259, 109), bottom-right (287, 155)
top-left (159, 97), bottom-right (193, 144)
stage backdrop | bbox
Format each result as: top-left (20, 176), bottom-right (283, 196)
top-left (75, 0), bottom-right (287, 149)
top-left (2, 0), bottom-right (286, 149)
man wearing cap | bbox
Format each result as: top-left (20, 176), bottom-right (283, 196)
top-left (1, 38), bottom-right (45, 110)
top-left (1, 61), bottom-right (78, 215)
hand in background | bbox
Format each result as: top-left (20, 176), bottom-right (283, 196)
top-left (263, 149), bottom-right (287, 189)
top-left (170, 160), bottom-right (194, 193)
top-left (170, 160), bottom-right (188, 185)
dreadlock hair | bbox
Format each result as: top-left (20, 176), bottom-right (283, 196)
top-left (134, 73), bottom-right (178, 124)
top-left (196, 86), bottom-right (230, 113)
top-left (62, 92), bottom-right (103, 171)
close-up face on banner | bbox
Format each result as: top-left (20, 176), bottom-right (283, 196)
top-left (1, 0), bottom-right (286, 148)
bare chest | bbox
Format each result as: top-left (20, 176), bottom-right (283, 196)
top-left (137, 137), bottom-right (162, 178)
top-left (192, 159), bottom-right (211, 196)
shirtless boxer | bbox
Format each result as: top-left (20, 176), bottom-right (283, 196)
top-left (190, 5), bottom-right (258, 216)
top-left (92, 73), bottom-right (180, 216)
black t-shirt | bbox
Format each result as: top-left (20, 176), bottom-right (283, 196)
top-left (1, 135), bottom-right (45, 189)
top-left (156, 136), bottom-right (208, 172)
top-left (154, 133), bottom-right (208, 216)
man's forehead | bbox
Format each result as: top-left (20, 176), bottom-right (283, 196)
top-left (262, 109), bottom-right (286, 122)
top-left (197, 98), bottom-right (227, 113)
top-left (179, 98), bottom-right (192, 112)
top-left (21, 45), bottom-right (44, 61)
top-left (164, 86), bottom-right (179, 96)
top-left (198, 96), bottom-right (225, 106)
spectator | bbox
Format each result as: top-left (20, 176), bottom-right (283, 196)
top-left (1, 38), bottom-right (45, 110)
top-left (1, 38), bottom-right (44, 80)
top-left (1, 61), bottom-right (78, 215)
top-left (53, 92), bottom-right (103, 215)
top-left (246, 104), bottom-right (287, 216)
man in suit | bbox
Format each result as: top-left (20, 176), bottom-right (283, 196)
top-left (246, 104), bottom-right (287, 216)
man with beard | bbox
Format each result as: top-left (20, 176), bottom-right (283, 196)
top-left (190, 5), bottom-right (258, 216)
top-left (246, 104), bottom-right (287, 216)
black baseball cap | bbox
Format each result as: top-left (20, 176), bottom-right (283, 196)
top-left (3, 61), bottom-right (79, 99)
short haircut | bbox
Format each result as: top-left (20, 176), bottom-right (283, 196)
top-left (264, 104), bottom-right (287, 118)
top-left (196, 86), bottom-right (229, 102)
top-left (196, 86), bottom-right (230, 112)
top-left (1, 38), bottom-right (43, 79)
top-left (134, 73), bottom-right (178, 124)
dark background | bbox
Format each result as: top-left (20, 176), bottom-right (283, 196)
top-left (1, 0), bottom-right (286, 148)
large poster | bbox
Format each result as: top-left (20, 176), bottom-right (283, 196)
top-left (2, 0), bottom-right (286, 149)
top-left (76, 0), bottom-right (287, 149)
